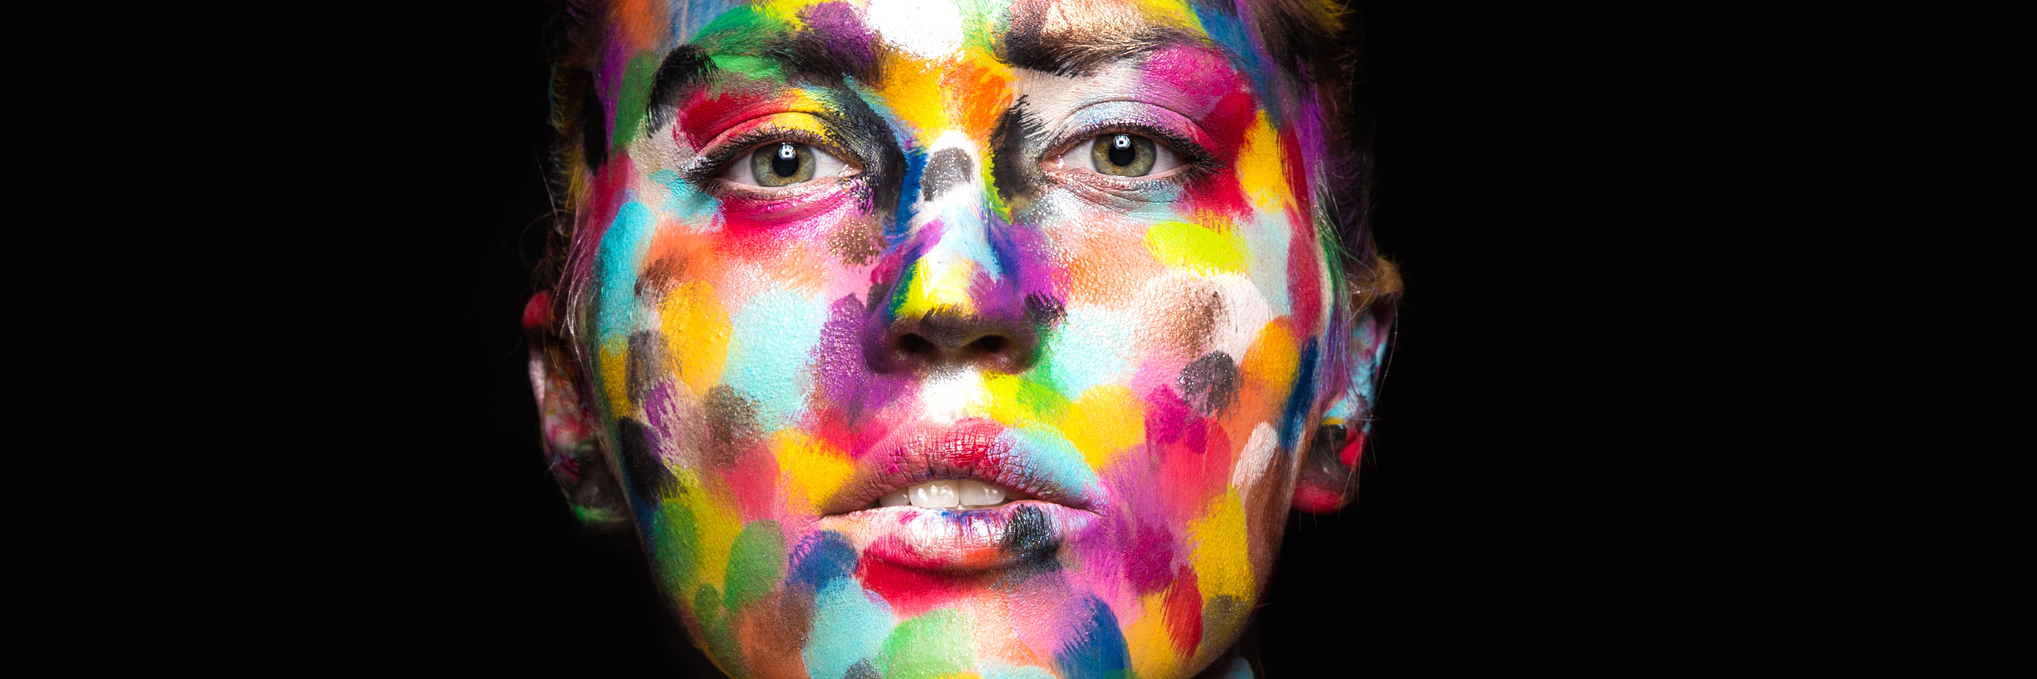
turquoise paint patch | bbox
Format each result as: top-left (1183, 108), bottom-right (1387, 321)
top-left (596, 201), bottom-right (656, 339)
top-left (651, 169), bottom-right (720, 226)
top-left (1041, 307), bottom-right (1134, 396)
top-left (724, 286), bottom-right (827, 431)
top-left (1245, 209), bottom-right (1293, 317)
top-left (931, 200), bottom-right (1004, 280)
top-left (1009, 427), bottom-right (1105, 499)
top-left (802, 580), bottom-right (895, 679)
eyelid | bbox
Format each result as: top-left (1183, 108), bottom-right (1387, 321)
top-left (1043, 125), bottom-right (1208, 182)
top-left (687, 113), bottom-right (864, 184)
top-left (1038, 104), bottom-right (1215, 175)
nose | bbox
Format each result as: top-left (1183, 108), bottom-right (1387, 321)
top-left (876, 306), bottom-right (1040, 375)
top-left (864, 147), bottom-right (1046, 375)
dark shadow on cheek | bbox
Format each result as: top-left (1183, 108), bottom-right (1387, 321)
top-left (703, 386), bottom-right (762, 469)
top-left (581, 73), bottom-right (607, 169)
top-left (1178, 351), bottom-right (1242, 416)
top-left (618, 417), bottom-right (676, 501)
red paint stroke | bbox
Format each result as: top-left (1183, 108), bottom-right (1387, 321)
top-left (1339, 430), bottom-right (1366, 467)
top-left (1164, 565), bottom-right (1203, 657)
top-left (855, 541), bottom-right (987, 618)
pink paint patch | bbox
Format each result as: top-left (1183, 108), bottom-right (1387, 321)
top-left (721, 443), bottom-right (781, 520)
top-left (1146, 45), bottom-right (1247, 110)
top-left (1290, 484), bottom-right (1345, 513)
top-left (1286, 207), bottom-right (1323, 335)
top-left (1339, 430), bottom-right (1366, 467)
top-left (1122, 522), bottom-right (1178, 594)
top-left (523, 291), bottom-right (551, 330)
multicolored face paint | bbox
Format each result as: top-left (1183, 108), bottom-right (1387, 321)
top-left (529, 0), bottom-right (1397, 676)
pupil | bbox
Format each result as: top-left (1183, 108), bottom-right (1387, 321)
top-left (771, 144), bottom-right (799, 177)
top-left (1108, 135), bottom-right (1136, 167)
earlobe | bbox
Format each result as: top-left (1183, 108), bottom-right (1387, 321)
top-left (525, 292), bottom-right (632, 532)
top-left (1293, 259), bottom-right (1401, 514)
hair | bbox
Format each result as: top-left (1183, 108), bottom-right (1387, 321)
top-left (533, 0), bottom-right (1396, 335)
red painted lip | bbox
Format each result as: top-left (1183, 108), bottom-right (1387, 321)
top-left (816, 419), bottom-right (1104, 571)
top-left (820, 418), bottom-right (1102, 516)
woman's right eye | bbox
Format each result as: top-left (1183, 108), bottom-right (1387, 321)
top-left (723, 142), bottom-right (851, 188)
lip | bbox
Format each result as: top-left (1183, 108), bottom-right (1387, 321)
top-left (814, 501), bottom-right (1097, 571)
top-left (816, 418), bottom-right (1105, 571)
top-left (821, 419), bottom-right (1103, 515)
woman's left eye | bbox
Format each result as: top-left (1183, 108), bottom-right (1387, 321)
top-left (723, 142), bottom-right (851, 187)
top-left (1057, 133), bottom-right (1183, 178)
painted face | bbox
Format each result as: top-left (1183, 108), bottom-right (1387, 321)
top-left (531, 0), bottom-right (1393, 676)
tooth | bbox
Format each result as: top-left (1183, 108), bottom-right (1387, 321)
top-left (911, 480), bottom-right (959, 508)
top-left (959, 480), bottom-right (1004, 507)
top-left (879, 490), bottom-right (909, 507)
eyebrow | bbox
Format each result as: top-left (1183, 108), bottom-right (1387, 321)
top-left (999, 18), bottom-right (1207, 77)
top-left (646, 19), bottom-right (1211, 132)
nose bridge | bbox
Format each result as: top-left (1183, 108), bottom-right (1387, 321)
top-left (864, 140), bottom-right (1046, 375)
top-left (895, 145), bottom-right (1006, 320)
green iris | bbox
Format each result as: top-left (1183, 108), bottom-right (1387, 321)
top-left (751, 142), bottom-right (816, 187)
top-left (1091, 133), bottom-right (1156, 177)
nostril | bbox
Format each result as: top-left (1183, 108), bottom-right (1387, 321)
top-left (967, 336), bottom-right (1007, 355)
top-left (898, 333), bottom-right (938, 358)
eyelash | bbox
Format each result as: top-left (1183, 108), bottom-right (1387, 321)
top-left (1047, 122), bottom-right (1214, 182)
top-left (689, 125), bottom-right (858, 187)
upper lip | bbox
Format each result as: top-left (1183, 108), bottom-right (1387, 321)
top-left (820, 418), bottom-right (1102, 515)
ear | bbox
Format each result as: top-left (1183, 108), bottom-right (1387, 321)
top-left (1293, 259), bottom-right (1401, 513)
top-left (525, 292), bottom-right (632, 532)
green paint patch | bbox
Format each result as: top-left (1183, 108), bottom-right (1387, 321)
top-left (709, 54), bottom-right (786, 82)
top-left (1146, 220), bottom-right (1248, 274)
top-left (723, 520), bottom-right (786, 613)
top-left (655, 501), bottom-right (702, 595)
top-left (694, 584), bottom-right (745, 678)
top-left (879, 609), bottom-right (973, 679)
top-left (611, 52), bottom-right (659, 150)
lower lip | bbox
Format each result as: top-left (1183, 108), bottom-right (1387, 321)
top-left (815, 500), bottom-right (1098, 572)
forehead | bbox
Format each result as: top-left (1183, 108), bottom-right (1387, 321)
top-left (593, 0), bottom-right (1289, 119)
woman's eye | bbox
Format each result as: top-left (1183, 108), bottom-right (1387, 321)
top-left (1058, 133), bottom-right (1182, 178)
top-left (724, 142), bottom-right (850, 187)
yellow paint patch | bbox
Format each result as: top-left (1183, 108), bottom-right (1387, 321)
top-left (599, 337), bottom-right (632, 417)
top-left (1145, 219), bottom-right (1248, 275)
top-left (757, 0), bottom-right (820, 29)
top-left (1064, 385), bottom-right (1146, 471)
top-left (1190, 490), bottom-right (1254, 602)
top-left (773, 430), bottom-right (853, 510)
top-left (1125, 593), bottom-right (1183, 679)
top-left (877, 50), bottom-right (953, 143)
top-left (677, 480), bottom-right (744, 592)
top-left (984, 373), bottom-right (1070, 429)
top-left (896, 256), bottom-right (980, 318)
top-left (1240, 321), bottom-right (1300, 388)
top-left (1132, 0), bottom-right (1206, 32)
top-left (661, 281), bottom-right (730, 397)
top-left (1235, 113), bottom-right (1291, 211)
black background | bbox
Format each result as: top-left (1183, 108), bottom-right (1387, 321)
top-left (353, 0), bottom-right (1692, 673)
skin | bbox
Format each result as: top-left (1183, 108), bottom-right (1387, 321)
top-left (525, 0), bottom-right (1397, 677)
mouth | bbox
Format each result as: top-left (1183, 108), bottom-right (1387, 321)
top-left (814, 419), bottom-right (1103, 571)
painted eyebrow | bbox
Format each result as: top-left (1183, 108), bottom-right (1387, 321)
top-left (644, 45), bottom-right (715, 135)
top-left (644, 26), bottom-right (883, 137)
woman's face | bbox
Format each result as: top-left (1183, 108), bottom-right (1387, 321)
top-left (545, 0), bottom-right (1382, 676)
